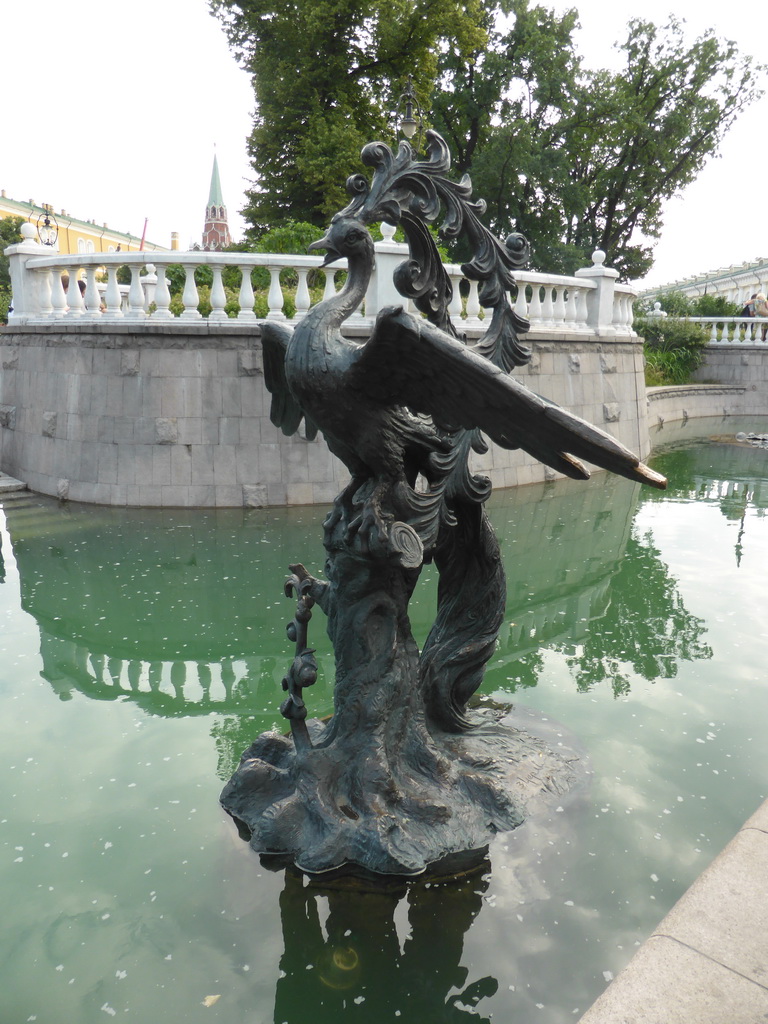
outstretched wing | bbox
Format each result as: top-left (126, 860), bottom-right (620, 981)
top-left (260, 322), bottom-right (318, 440)
top-left (349, 306), bottom-right (666, 489)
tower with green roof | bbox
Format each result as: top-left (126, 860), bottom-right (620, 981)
top-left (202, 152), bottom-right (231, 250)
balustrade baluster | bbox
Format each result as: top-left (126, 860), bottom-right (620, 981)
top-left (84, 266), bottom-right (101, 319)
top-left (541, 286), bottom-right (555, 324)
top-left (528, 285), bottom-right (542, 322)
top-left (447, 270), bottom-right (463, 323)
top-left (64, 267), bottom-right (85, 317)
top-left (564, 287), bottom-right (578, 328)
top-left (152, 265), bottom-right (173, 319)
top-left (209, 265), bottom-right (228, 320)
top-left (553, 286), bottom-right (567, 326)
top-left (709, 323), bottom-right (718, 343)
top-left (180, 265), bottom-right (202, 320)
top-left (38, 268), bottom-right (53, 317)
top-left (514, 282), bottom-right (529, 320)
top-left (321, 268), bottom-right (337, 301)
top-left (143, 265), bottom-right (158, 313)
top-left (126, 266), bottom-right (147, 319)
top-left (576, 286), bottom-right (589, 327)
top-left (294, 268), bottom-right (311, 319)
top-left (237, 265), bottom-right (256, 320)
top-left (266, 267), bottom-right (286, 319)
top-left (104, 266), bottom-right (123, 318)
top-left (465, 279), bottom-right (482, 324)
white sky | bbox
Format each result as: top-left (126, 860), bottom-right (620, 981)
top-left (2, 0), bottom-right (765, 289)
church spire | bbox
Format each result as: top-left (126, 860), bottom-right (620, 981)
top-left (202, 150), bottom-right (231, 250)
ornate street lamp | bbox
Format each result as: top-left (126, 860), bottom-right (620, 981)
top-left (396, 75), bottom-right (422, 142)
top-left (36, 206), bottom-right (58, 247)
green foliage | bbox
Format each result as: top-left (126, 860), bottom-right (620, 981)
top-left (212, 0), bottom-right (762, 279)
top-left (635, 313), bottom-right (709, 385)
top-left (690, 293), bottom-right (741, 317)
top-left (210, 0), bottom-right (487, 238)
top-left (1, 215), bottom-right (24, 324)
top-left (435, 7), bottom-right (762, 278)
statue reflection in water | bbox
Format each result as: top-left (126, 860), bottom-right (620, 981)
top-left (273, 866), bottom-right (496, 1024)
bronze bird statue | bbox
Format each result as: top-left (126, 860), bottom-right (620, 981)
top-left (221, 132), bottom-right (667, 877)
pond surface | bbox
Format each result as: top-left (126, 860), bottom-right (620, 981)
top-left (1, 416), bottom-right (767, 1023)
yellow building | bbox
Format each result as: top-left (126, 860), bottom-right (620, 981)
top-left (0, 191), bottom-right (178, 254)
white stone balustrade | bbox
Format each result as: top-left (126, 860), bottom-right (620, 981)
top-left (5, 227), bottom-right (633, 337)
top-left (679, 317), bottom-right (768, 344)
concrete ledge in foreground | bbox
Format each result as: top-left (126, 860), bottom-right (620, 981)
top-left (579, 798), bottom-right (768, 1023)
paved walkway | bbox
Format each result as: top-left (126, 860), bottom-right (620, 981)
top-left (579, 798), bottom-right (768, 1022)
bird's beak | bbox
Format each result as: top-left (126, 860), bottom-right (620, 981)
top-left (308, 234), bottom-right (341, 267)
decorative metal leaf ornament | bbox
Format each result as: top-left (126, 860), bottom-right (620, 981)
top-left (341, 130), bottom-right (531, 369)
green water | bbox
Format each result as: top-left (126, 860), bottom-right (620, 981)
top-left (1, 417), bottom-right (767, 1023)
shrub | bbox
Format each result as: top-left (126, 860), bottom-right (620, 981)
top-left (635, 315), bottom-right (709, 386)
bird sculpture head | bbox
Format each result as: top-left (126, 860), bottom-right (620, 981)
top-left (309, 215), bottom-right (375, 267)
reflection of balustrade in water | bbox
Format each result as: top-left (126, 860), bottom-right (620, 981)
top-left (38, 629), bottom-right (285, 716)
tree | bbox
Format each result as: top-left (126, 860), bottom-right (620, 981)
top-left (432, 4), bottom-right (762, 278)
top-left (0, 216), bottom-right (24, 324)
top-left (212, 0), bottom-right (761, 278)
top-left (209, 0), bottom-right (487, 239)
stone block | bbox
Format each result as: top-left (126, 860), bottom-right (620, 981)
top-left (121, 351), bottom-right (140, 376)
top-left (219, 417), bottom-right (241, 445)
top-left (0, 405), bottom-right (16, 430)
top-left (243, 483), bottom-right (268, 507)
top-left (136, 484), bottom-right (163, 506)
top-left (186, 485), bottom-right (216, 507)
top-left (221, 377), bottom-right (242, 417)
top-left (57, 478), bottom-right (70, 500)
top-left (152, 446), bottom-right (171, 484)
top-left (141, 377), bottom-right (164, 417)
top-left (214, 484), bottom-right (243, 507)
top-left (160, 379), bottom-right (185, 418)
top-left (176, 418), bottom-right (202, 446)
top-left (238, 349), bottom-right (263, 376)
top-left (160, 485), bottom-right (189, 507)
top-left (183, 380), bottom-right (203, 418)
top-left (121, 377), bottom-right (142, 417)
top-left (201, 377), bottom-right (224, 418)
top-left (286, 482), bottom-right (315, 505)
top-left (603, 402), bottom-right (620, 423)
top-left (579, 934), bottom-right (768, 1024)
top-left (568, 353), bottom-right (581, 373)
top-left (98, 444), bottom-right (118, 485)
top-left (213, 445), bottom-right (238, 486)
top-left (2, 347), bottom-right (19, 370)
top-left (170, 446), bottom-right (192, 486)
top-left (113, 417), bottom-right (135, 443)
top-left (80, 442), bottom-right (99, 481)
top-left (190, 444), bottom-right (216, 484)
top-left (238, 418), bottom-right (262, 446)
top-left (42, 411), bottom-right (57, 438)
top-left (155, 418), bottom-right (178, 445)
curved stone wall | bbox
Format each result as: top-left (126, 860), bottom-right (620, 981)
top-left (0, 324), bottom-right (650, 507)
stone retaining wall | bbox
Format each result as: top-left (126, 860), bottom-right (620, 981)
top-left (0, 324), bottom-right (650, 507)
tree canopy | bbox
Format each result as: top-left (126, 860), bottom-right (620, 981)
top-left (211, 0), bottom-right (762, 278)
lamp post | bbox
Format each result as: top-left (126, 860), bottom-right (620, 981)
top-left (36, 206), bottom-right (59, 247)
top-left (396, 75), bottom-right (422, 143)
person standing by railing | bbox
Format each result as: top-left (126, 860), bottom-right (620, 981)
top-left (754, 292), bottom-right (768, 340)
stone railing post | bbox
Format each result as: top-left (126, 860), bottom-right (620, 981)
top-left (4, 223), bottom-right (54, 320)
top-left (575, 250), bottom-right (619, 338)
top-left (365, 224), bottom-right (409, 317)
